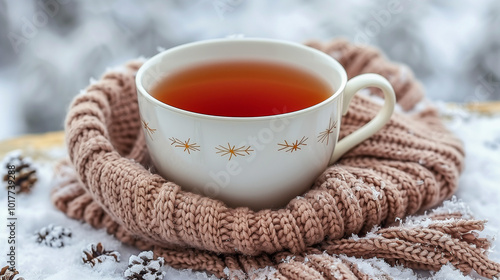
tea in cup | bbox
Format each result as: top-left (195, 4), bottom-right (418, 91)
top-left (136, 38), bottom-right (395, 210)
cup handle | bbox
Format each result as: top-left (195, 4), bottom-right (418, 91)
top-left (329, 73), bottom-right (396, 165)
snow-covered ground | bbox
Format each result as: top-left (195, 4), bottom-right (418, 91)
top-left (1, 0), bottom-right (500, 140)
top-left (0, 108), bottom-right (499, 280)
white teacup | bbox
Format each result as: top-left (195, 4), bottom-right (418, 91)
top-left (136, 38), bottom-right (395, 210)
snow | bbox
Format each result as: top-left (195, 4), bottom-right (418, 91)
top-left (340, 255), bottom-right (417, 279)
top-left (371, 186), bottom-right (382, 200)
top-left (0, 109), bottom-right (499, 279)
top-left (0, 150), bottom-right (25, 170)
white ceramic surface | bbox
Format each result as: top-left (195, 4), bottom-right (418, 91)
top-left (136, 38), bottom-right (395, 210)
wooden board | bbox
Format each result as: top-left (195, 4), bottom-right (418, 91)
top-left (463, 101), bottom-right (500, 114)
top-left (0, 131), bottom-right (65, 158)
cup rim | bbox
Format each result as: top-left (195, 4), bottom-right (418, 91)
top-left (136, 37), bottom-right (347, 122)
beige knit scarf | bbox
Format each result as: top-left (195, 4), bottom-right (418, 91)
top-left (51, 39), bottom-right (500, 279)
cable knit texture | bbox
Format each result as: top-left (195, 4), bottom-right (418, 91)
top-left (51, 39), bottom-right (500, 279)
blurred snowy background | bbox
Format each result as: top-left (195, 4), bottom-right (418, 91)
top-left (1, 0), bottom-right (499, 140)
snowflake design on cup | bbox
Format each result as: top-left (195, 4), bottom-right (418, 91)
top-left (142, 120), bottom-right (157, 140)
top-left (169, 137), bottom-right (200, 154)
top-left (216, 143), bottom-right (253, 160)
top-left (317, 119), bottom-right (337, 145)
top-left (277, 136), bottom-right (308, 152)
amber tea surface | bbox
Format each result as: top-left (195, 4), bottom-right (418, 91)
top-left (151, 60), bottom-right (332, 117)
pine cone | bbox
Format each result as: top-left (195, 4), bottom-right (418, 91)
top-left (0, 266), bottom-right (24, 280)
top-left (82, 242), bottom-right (120, 267)
top-left (35, 224), bottom-right (72, 248)
top-left (124, 251), bottom-right (166, 280)
top-left (2, 151), bottom-right (37, 194)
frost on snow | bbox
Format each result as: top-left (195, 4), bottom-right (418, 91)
top-left (35, 224), bottom-right (72, 248)
top-left (124, 251), bottom-right (166, 280)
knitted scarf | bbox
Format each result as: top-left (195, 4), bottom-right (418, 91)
top-left (51, 39), bottom-right (500, 279)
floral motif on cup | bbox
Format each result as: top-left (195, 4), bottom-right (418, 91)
top-left (277, 136), bottom-right (308, 152)
top-left (169, 137), bottom-right (200, 154)
top-left (216, 143), bottom-right (253, 160)
top-left (142, 120), bottom-right (157, 140)
top-left (317, 119), bottom-right (337, 145)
